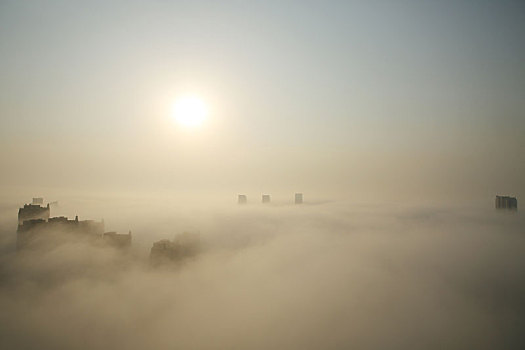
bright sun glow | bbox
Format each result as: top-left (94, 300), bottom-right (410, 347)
top-left (172, 96), bottom-right (208, 128)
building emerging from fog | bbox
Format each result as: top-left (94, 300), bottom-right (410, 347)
top-left (238, 194), bottom-right (247, 204)
top-left (17, 215), bottom-right (105, 249)
top-left (16, 199), bottom-right (131, 249)
top-left (295, 193), bottom-right (303, 204)
top-left (18, 202), bottom-right (50, 225)
top-left (262, 194), bottom-right (271, 203)
top-left (103, 231), bottom-right (132, 248)
top-left (150, 232), bottom-right (200, 266)
top-left (495, 195), bottom-right (517, 210)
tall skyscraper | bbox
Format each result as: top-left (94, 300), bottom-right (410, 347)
top-left (295, 193), bottom-right (303, 204)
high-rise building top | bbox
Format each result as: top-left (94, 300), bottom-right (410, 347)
top-left (495, 195), bottom-right (517, 210)
top-left (295, 193), bottom-right (303, 205)
top-left (18, 203), bottom-right (50, 225)
top-left (16, 199), bottom-right (129, 250)
top-left (150, 232), bottom-right (200, 266)
top-left (103, 231), bottom-right (132, 248)
top-left (238, 194), bottom-right (247, 204)
top-left (262, 194), bottom-right (271, 203)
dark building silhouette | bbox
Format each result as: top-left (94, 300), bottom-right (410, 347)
top-left (262, 194), bottom-right (271, 203)
top-left (238, 194), bottom-right (247, 204)
top-left (17, 215), bottom-right (105, 249)
top-left (103, 231), bottom-right (132, 248)
top-left (150, 232), bottom-right (200, 265)
top-left (18, 203), bottom-right (50, 225)
top-left (295, 193), bottom-right (303, 204)
top-left (495, 195), bottom-right (517, 210)
top-left (16, 199), bottom-right (130, 249)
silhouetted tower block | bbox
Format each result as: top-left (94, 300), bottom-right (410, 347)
top-left (17, 214), bottom-right (105, 249)
top-left (18, 202), bottom-right (50, 225)
top-left (295, 193), bottom-right (303, 204)
top-left (238, 194), bottom-right (247, 204)
top-left (262, 194), bottom-right (271, 203)
top-left (32, 198), bottom-right (43, 205)
top-left (495, 195), bottom-right (517, 210)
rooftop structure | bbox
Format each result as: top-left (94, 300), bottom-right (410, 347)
top-left (150, 232), bottom-right (200, 265)
top-left (238, 194), bottom-right (247, 204)
top-left (17, 215), bottom-right (105, 249)
top-left (103, 231), bottom-right (132, 248)
top-left (495, 195), bottom-right (517, 210)
top-left (16, 199), bottom-right (130, 250)
top-left (18, 203), bottom-right (50, 225)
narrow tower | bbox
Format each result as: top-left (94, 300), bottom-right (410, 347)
top-left (295, 193), bottom-right (303, 205)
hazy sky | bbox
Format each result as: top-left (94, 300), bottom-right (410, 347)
top-left (1, 0), bottom-right (524, 201)
top-left (1, 4), bottom-right (524, 347)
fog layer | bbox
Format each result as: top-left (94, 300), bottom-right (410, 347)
top-left (0, 198), bottom-right (524, 349)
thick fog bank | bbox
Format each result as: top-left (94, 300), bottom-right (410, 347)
top-left (0, 200), bottom-right (524, 349)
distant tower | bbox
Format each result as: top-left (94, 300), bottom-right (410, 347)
top-left (295, 193), bottom-right (303, 205)
top-left (238, 194), bottom-right (247, 204)
top-left (32, 197), bottom-right (43, 205)
top-left (495, 195), bottom-right (517, 210)
top-left (262, 194), bottom-right (271, 203)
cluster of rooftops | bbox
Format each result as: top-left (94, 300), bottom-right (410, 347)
top-left (17, 198), bottom-right (131, 250)
top-left (16, 198), bottom-right (199, 264)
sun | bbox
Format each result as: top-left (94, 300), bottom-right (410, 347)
top-left (172, 95), bottom-right (209, 128)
